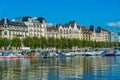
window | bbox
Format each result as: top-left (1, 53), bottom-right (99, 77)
top-left (52, 32), bottom-right (54, 37)
top-left (4, 31), bottom-right (7, 35)
top-left (66, 30), bottom-right (68, 34)
top-left (60, 29), bottom-right (62, 34)
top-left (4, 25), bottom-right (7, 28)
top-left (69, 29), bottom-right (72, 34)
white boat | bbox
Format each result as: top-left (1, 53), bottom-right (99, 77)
top-left (84, 51), bottom-right (95, 56)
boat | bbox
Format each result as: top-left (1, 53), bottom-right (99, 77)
top-left (27, 50), bottom-right (35, 58)
top-left (83, 49), bottom-right (96, 56)
top-left (105, 54), bottom-right (115, 56)
top-left (84, 52), bottom-right (95, 56)
top-left (105, 49), bottom-right (117, 57)
top-left (0, 55), bottom-right (22, 59)
top-left (74, 50), bottom-right (85, 56)
top-left (100, 49), bottom-right (117, 57)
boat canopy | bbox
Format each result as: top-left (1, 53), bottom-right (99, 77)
top-left (3, 52), bottom-right (10, 56)
top-left (101, 50), bottom-right (107, 54)
top-left (112, 49), bottom-right (117, 54)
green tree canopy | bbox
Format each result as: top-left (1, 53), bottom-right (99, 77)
top-left (47, 37), bottom-right (55, 48)
top-left (10, 37), bottom-right (21, 49)
top-left (0, 38), bottom-right (3, 48)
top-left (2, 38), bottom-right (10, 50)
top-left (55, 38), bottom-right (61, 49)
top-left (39, 36), bottom-right (48, 49)
top-left (32, 36), bottom-right (40, 48)
top-left (23, 37), bottom-right (34, 48)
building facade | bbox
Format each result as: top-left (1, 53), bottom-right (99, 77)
top-left (0, 17), bottom-right (27, 39)
top-left (21, 16), bottom-right (47, 37)
top-left (58, 21), bottom-right (82, 39)
top-left (81, 26), bottom-right (92, 40)
top-left (108, 32), bottom-right (118, 42)
top-left (0, 16), bottom-right (119, 43)
top-left (47, 27), bottom-right (59, 38)
top-left (91, 27), bottom-right (109, 42)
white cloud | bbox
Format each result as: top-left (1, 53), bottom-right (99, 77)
top-left (47, 23), bottom-right (53, 27)
top-left (11, 19), bottom-right (15, 22)
top-left (33, 17), bottom-right (37, 19)
top-left (107, 21), bottom-right (120, 27)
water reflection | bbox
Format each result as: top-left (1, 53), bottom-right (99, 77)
top-left (0, 56), bottom-right (120, 80)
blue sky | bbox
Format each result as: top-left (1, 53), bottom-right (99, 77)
top-left (0, 0), bottom-right (120, 32)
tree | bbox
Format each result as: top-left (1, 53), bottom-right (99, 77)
top-left (55, 38), bottom-right (61, 49)
top-left (23, 37), bottom-right (34, 49)
top-left (68, 38), bottom-right (72, 49)
top-left (72, 38), bottom-right (79, 49)
top-left (32, 36), bottom-right (40, 48)
top-left (60, 38), bottom-right (67, 49)
top-left (10, 37), bottom-right (21, 49)
top-left (47, 37), bottom-right (55, 48)
top-left (39, 36), bottom-right (48, 49)
top-left (2, 38), bottom-right (10, 50)
top-left (0, 38), bottom-right (3, 48)
top-left (82, 39), bottom-right (87, 48)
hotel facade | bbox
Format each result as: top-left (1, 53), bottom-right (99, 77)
top-left (0, 17), bottom-right (27, 39)
top-left (0, 16), bottom-right (119, 42)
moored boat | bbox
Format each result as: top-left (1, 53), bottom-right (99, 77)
top-left (105, 54), bottom-right (115, 56)
top-left (102, 49), bottom-right (118, 57)
top-left (84, 52), bottom-right (95, 56)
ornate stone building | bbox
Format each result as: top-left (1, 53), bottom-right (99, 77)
top-left (0, 16), bottom-right (111, 43)
top-left (90, 26), bottom-right (109, 42)
top-left (47, 27), bottom-right (59, 38)
top-left (81, 26), bottom-right (92, 40)
top-left (58, 21), bottom-right (82, 39)
top-left (22, 16), bottom-right (47, 37)
top-left (0, 17), bottom-right (27, 39)
top-left (0, 16), bottom-right (47, 39)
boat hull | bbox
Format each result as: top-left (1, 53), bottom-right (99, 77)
top-left (105, 54), bottom-right (115, 56)
top-left (0, 56), bottom-right (24, 59)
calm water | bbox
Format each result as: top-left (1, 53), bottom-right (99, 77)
top-left (0, 56), bottom-right (120, 80)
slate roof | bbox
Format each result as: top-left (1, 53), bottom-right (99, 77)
top-left (0, 18), bottom-right (27, 27)
top-left (22, 16), bottom-right (32, 22)
top-left (69, 21), bottom-right (75, 28)
top-left (0, 18), bottom-right (10, 25)
top-left (47, 27), bottom-right (58, 32)
top-left (37, 17), bottom-right (46, 23)
top-left (62, 23), bottom-right (69, 28)
top-left (9, 22), bottom-right (27, 27)
top-left (77, 25), bottom-right (81, 30)
top-left (81, 26), bottom-right (91, 33)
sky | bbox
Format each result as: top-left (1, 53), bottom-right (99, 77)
top-left (0, 0), bottom-right (120, 32)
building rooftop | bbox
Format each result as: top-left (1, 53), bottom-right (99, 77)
top-left (0, 18), bottom-right (10, 25)
top-left (62, 23), bottom-right (69, 28)
top-left (22, 16), bottom-right (32, 22)
top-left (0, 17), bottom-right (27, 27)
top-left (47, 27), bottom-right (58, 32)
top-left (81, 26), bottom-right (91, 33)
top-left (37, 17), bottom-right (46, 23)
top-left (69, 21), bottom-right (76, 28)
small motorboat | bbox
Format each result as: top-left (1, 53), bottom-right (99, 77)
top-left (105, 54), bottom-right (115, 56)
top-left (84, 52), bottom-right (95, 56)
top-left (105, 49), bottom-right (117, 57)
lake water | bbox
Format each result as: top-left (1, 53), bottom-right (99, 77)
top-left (0, 56), bottom-right (120, 80)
